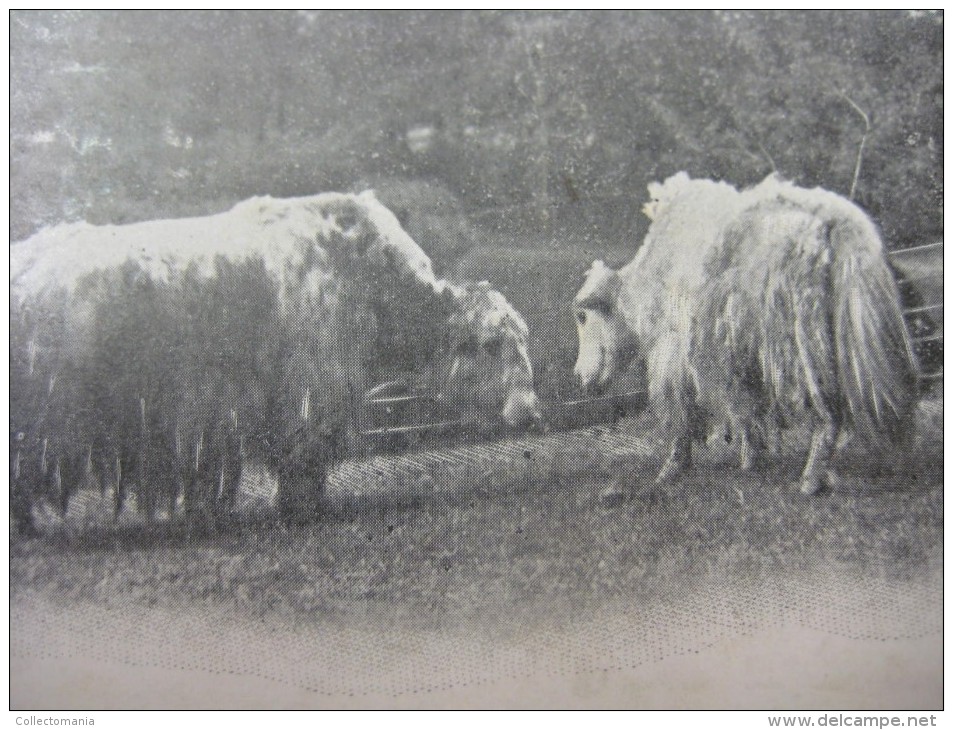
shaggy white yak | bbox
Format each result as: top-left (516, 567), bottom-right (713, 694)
top-left (10, 191), bottom-right (541, 531)
top-left (574, 173), bottom-right (919, 494)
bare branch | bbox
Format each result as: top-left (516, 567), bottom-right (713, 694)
top-left (754, 137), bottom-right (778, 176)
top-left (731, 126), bottom-right (778, 176)
top-left (841, 93), bottom-right (871, 201)
top-left (512, 71), bottom-right (534, 103)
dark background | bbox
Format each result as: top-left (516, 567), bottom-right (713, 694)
top-left (10, 10), bottom-right (943, 250)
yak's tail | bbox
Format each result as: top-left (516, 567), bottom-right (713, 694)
top-left (832, 214), bottom-right (919, 446)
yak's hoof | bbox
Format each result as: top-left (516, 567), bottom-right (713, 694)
top-left (655, 461), bottom-right (682, 485)
top-left (740, 447), bottom-right (761, 471)
top-left (799, 468), bottom-right (841, 495)
top-left (738, 443), bottom-right (756, 471)
top-left (823, 469), bottom-right (842, 491)
top-left (599, 485), bottom-right (627, 507)
top-left (799, 475), bottom-right (823, 495)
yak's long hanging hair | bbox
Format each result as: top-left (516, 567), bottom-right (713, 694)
top-left (615, 173), bottom-right (748, 438)
top-left (690, 176), bottom-right (919, 449)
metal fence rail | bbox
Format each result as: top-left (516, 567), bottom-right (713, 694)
top-left (889, 242), bottom-right (943, 383)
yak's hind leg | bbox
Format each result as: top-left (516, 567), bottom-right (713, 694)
top-left (798, 420), bottom-right (840, 495)
top-left (656, 433), bottom-right (692, 484)
top-left (738, 419), bottom-right (781, 471)
top-left (739, 428), bottom-right (760, 471)
top-left (655, 397), bottom-right (706, 484)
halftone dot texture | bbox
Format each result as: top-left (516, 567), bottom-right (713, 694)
top-left (11, 566), bottom-right (940, 701)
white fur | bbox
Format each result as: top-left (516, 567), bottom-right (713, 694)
top-left (574, 175), bottom-right (744, 396)
top-left (573, 172), bottom-right (917, 486)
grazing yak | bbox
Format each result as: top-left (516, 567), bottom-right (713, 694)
top-left (11, 190), bottom-right (541, 532)
top-left (573, 173), bottom-right (919, 494)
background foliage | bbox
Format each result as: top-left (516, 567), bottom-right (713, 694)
top-left (11, 10), bottom-right (942, 249)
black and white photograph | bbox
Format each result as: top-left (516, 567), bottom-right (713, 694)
top-left (8, 10), bottom-right (943, 711)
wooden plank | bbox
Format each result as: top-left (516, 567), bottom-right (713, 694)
top-left (365, 394), bottom-right (442, 405)
top-left (360, 421), bottom-right (462, 437)
top-left (364, 380), bottom-right (409, 399)
top-left (895, 271), bottom-right (943, 284)
top-left (558, 391), bottom-right (646, 408)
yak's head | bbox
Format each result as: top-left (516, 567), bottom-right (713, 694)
top-left (573, 260), bottom-right (637, 393)
top-left (317, 192), bottom-right (541, 429)
top-left (444, 282), bottom-right (542, 429)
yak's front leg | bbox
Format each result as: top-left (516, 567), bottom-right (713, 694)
top-left (739, 422), bottom-right (777, 471)
top-left (739, 428), bottom-right (759, 471)
top-left (656, 433), bottom-right (692, 484)
top-left (798, 422), bottom-right (839, 495)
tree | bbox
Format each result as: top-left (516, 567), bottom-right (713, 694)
top-left (10, 11), bottom-right (942, 247)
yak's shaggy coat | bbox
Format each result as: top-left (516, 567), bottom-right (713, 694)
top-left (10, 192), bottom-right (540, 532)
top-left (574, 173), bottom-right (919, 493)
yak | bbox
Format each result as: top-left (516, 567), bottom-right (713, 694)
top-left (10, 190), bottom-right (541, 532)
top-left (573, 173), bottom-right (919, 494)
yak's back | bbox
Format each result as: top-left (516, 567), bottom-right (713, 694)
top-left (10, 190), bottom-right (447, 304)
top-left (9, 195), bottom-right (353, 299)
top-left (626, 173), bottom-right (743, 290)
top-left (617, 173), bottom-right (746, 339)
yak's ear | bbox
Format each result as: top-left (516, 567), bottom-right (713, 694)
top-left (575, 260), bottom-right (619, 311)
top-left (357, 189), bottom-right (378, 203)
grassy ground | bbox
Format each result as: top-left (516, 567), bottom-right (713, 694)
top-left (10, 424), bottom-right (943, 634)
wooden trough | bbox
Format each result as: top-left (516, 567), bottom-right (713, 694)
top-left (358, 379), bottom-right (647, 452)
